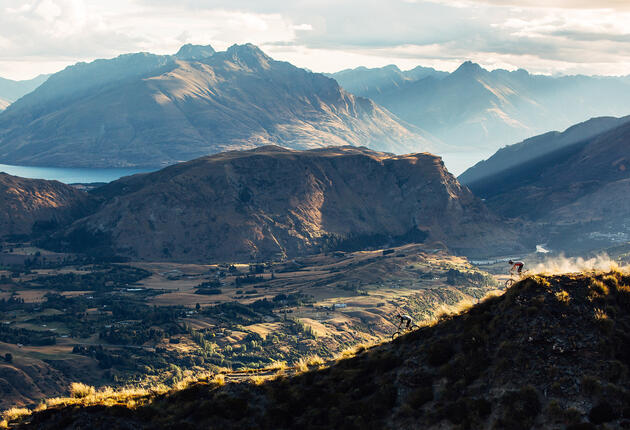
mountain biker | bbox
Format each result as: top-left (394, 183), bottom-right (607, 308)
top-left (396, 313), bottom-right (413, 330)
top-left (509, 260), bottom-right (524, 275)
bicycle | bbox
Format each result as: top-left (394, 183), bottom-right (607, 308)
top-left (504, 270), bottom-right (529, 288)
top-left (391, 319), bottom-right (420, 340)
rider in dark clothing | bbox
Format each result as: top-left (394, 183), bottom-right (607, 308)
top-left (397, 313), bottom-right (413, 329)
top-left (509, 260), bottom-right (524, 275)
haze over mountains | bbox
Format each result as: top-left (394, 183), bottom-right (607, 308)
top-left (462, 116), bottom-right (630, 251)
top-left (0, 75), bottom-right (49, 111)
top-left (0, 44), bottom-right (433, 168)
top-left (43, 146), bottom-right (517, 261)
top-left (331, 63), bottom-right (630, 168)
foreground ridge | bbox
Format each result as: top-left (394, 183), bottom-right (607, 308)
top-left (6, 271), bottom-right (630, 429)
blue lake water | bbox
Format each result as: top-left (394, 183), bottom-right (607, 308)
top-left (0, 163), bottom-right (155, 184)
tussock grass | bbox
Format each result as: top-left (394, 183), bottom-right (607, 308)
top-left (70, 382), bottom-right (96, 398)
top-left (211, 374), bottom-right (226, 386)
top-left (1, 407), bottom-right (31, 424)
top-left (266, 361), bottom-right (287, 371)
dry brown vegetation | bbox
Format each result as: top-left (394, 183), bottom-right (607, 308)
top-left (7, 270), bottom-right (630, 429)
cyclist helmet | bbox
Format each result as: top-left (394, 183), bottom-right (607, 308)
top-left (508, 260), bottom-right (513, 265)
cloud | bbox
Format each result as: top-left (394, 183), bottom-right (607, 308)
top-left (0, 0), bottom-right (629, 79)
top-left (428, 0), bottom-right (630, 10)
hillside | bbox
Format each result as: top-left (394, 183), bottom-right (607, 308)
top-left (459, 115), bottom-right (630, 184)
top-left (0, 44), bottom-right (434, 168)
top-left (9, 271), bottom-right (630, 429)
top-left (47, 146), bottom-right (518, 261)
top-left (331, 63), bottom-right (630, 168)
top-left (0, 75), bottom-right (49, 108)
top-left (0, 173), bottom-right (94, 238)
top-left (0, 244), bottom-right (497, 410)
top-left (464, 119), bottom-right (630, 251)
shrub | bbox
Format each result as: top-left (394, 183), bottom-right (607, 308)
top-left (498, 385), bottom-right (541, 429)
top-left (1, 407), bottom-right (31, 423)
top-left (70, 382), bottom-right (96, 399)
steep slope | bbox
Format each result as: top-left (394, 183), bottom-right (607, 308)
top-left (464, 119), bottom-right (630, 251)
top-left (49, 146), bottom-right (518, 261)
top-left (0, 44), bottom-right (434, 168)
top-left (0, 75), bottom-right (49, 105)
top-left (331, 62), bottom-right (630, 164)
top-left (0, 173), bottom-right (94, 237)
top-left (13, 271), bottom-right (630, 429)
top-left (459, 115), bottom-right (630, 184)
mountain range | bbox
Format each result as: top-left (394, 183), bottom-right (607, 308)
top-left (0, 44), bottom-right (433, 168)
top-left (0, 75), bottom-right (49, 111)
top-left (331, 63), bottom-right (630, 169)
top-left (461, 115), bottom-right (630, 251)
top-left (38, 145), bottom-right (518, 261)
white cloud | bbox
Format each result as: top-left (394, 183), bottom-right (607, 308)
top-left (0, 0), bottom-right (629, 79)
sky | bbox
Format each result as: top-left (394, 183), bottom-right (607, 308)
top-left (1, 0), bottom-right (630, 80)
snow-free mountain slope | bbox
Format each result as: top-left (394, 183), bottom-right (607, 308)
top-left (0, 44), bottom-right (434, 168)
top-left (331, 62), bottom-right (630, 160)
top-left (48, 146), bottom-right (518, 261)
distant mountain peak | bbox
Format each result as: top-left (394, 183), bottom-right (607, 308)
top-left (225, 43), bottom-right (272, 69)
top-left (174, 43), bottom-right (215, 60)
top-left (452, 61), bottom-right (485, 76)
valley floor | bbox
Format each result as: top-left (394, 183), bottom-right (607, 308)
top-left (0, 242), bottom-right (498, 411)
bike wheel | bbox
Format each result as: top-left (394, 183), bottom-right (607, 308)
top-left (391, 331), bottom-right (402, 340)
top-left (504, 278), bottom-right (515, 288)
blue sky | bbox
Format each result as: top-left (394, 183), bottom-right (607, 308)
top-left (1, 0), bottom-right (629, 79)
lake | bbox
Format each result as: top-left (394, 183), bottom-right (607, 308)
top-left (0, 163), bottom-right (155, 184)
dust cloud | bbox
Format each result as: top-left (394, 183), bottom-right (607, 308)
top-left (530, 254), bottom-right (627, 275)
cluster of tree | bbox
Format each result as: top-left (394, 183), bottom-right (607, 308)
top-left (320, 228), bottom-right (429, 253)
top-left (234, 274), bottom-right (264, 286)
top-left (0, 296), bottom-right (27, 311)
top-left (99, 325), bottom-right (166, 346)
top-left (195, 279), bottom-right (222, 295)
top-left (18, 265), bottom-right (151, 292)
top-left (0, 324), bottom-right (56, 346)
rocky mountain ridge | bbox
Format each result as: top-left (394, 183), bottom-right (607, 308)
top-left (45, 145), bottom-right (518, 262)
top-left (464, 117), bottom-right (630, 251)
top-left (0, 44), bottom-right (434, 168)
top-left (331, 62), bottom-right (630, 167)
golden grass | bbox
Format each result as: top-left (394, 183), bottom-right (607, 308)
top-left (70, 382), bottom-right (96, 398)
top-left (1, 407), bottom-right (31, 424)
top-left (555, 290), bottom-right (570, 304)
top-left (266, 361), bottom-right (287, 371)
top-left (594, 308), bottom-right (608, 321)
top-left (211, 374), bottom-right (225, 386)
top-left (305, 354), bottom-right (325, 366)
top-left (249, 374), bottom-right (269, 385)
